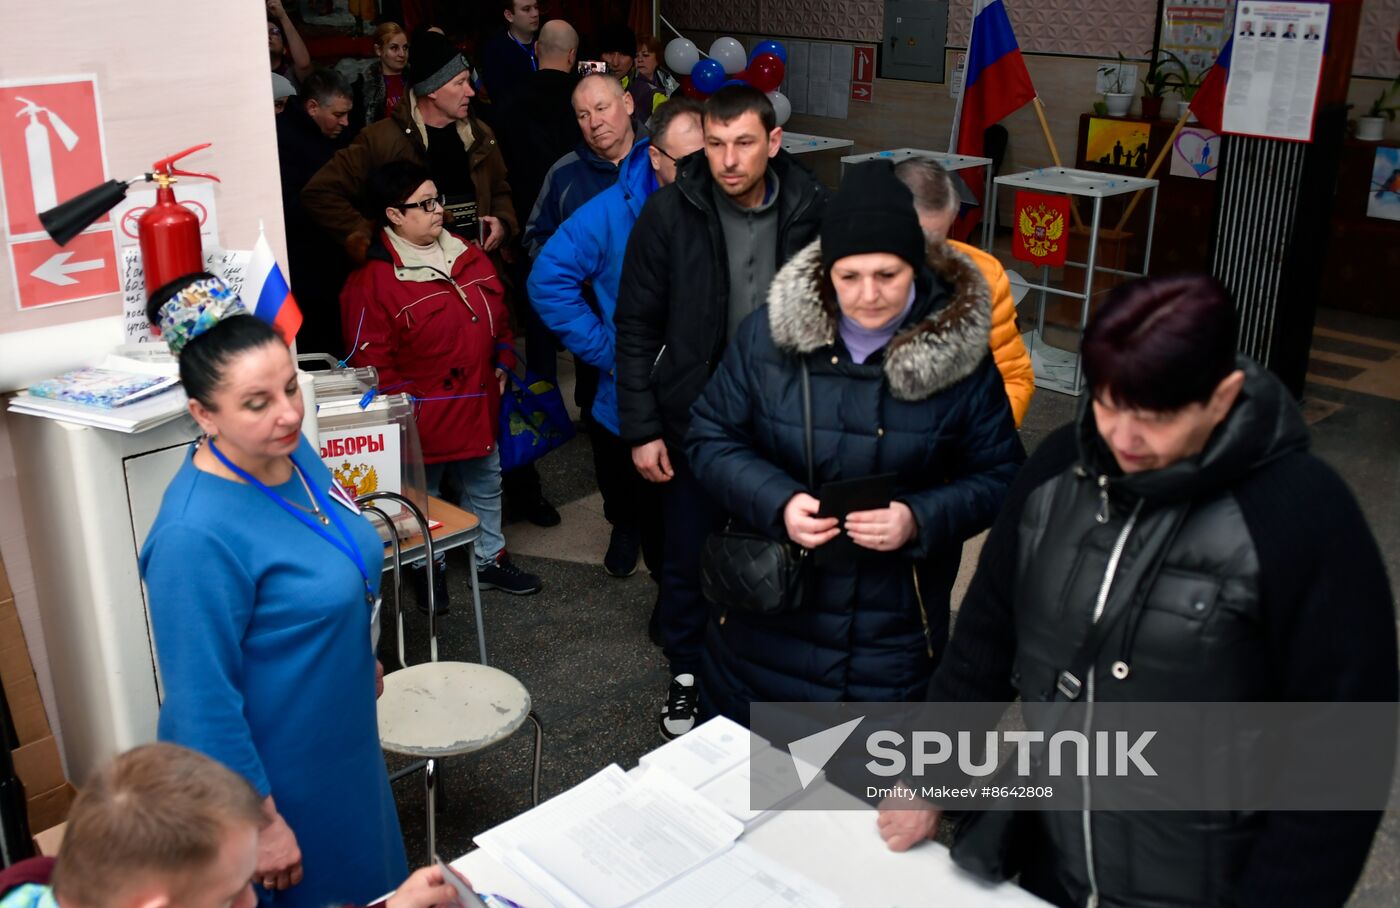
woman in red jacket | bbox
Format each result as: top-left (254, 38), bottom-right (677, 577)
top-left (341, 161), bottom-right (541, 599)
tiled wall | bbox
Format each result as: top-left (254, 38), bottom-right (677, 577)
top-left (1355, 0), bottom-right (1400, 78)
top-left (665, 0), bottom-right (884, 42)
top-left (944, 0), bottom-right (1158, 58)
top-left (664, 0), bottom-right (1399, 74)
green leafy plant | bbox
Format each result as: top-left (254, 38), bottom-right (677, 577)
top-left (1141, 56), bottom-right (1174, 98)
top-left (1159, 50), bottom-right (1204, 101)
top-left (1098, 52), bottom-right (1132, 94)
top-left (1366, 75), bottom-right (1400, 120)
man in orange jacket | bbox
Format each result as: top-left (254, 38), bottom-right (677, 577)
top-left (895, 158), bottom-right (1034, 426)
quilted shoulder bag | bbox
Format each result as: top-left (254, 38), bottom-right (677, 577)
top-left (699, 357), bottom-right (814, 615)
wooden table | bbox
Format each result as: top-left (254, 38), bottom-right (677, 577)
top-left (365, 495), bottom-right (488, 665)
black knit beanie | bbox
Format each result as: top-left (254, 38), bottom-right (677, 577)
top-left (409, 31), bottom-right (469, 96)
top-left (821, 161), bottom-right (926, 272)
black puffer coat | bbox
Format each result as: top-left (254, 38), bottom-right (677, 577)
top-left (686, 240), bottom-right (1025, 722)
top-left (936, 358), bottom-right (1397, 908)
top-left (615, 150), bottom-right (828, 449)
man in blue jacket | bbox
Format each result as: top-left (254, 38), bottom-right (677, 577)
top-left (528, 97), bottom-right (704, 606)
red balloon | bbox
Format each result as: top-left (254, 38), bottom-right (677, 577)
top-left (747, 52), bottom-right (785, 93)
top-left (679, 75), bottom-right (709, 100)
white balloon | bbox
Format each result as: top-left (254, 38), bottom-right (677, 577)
top-left (664, 38), bottom-right (700, 75)
top-left (708, 37), bottom-right (748, 75)
top-left (767, 90), bottom-right (792, 127)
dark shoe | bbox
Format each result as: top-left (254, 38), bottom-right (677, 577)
top-left (521, 495), bottom-right (561, 527)
top-left (603, 526), bottom-right (641, 578)
top-left (659, 673), bottom-right (697, 739)
top-left (412, 560), bottom-right (450, 616)
top-left (478, 554), bottom-right (543, 595)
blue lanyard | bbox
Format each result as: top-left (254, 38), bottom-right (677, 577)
top-left (207, 440), bottom-right (374, 606)
top-left (510, 33), bottom-right (537, 70)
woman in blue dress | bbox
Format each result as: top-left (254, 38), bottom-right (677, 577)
top-left (138, 274), bottom-right (408, 907)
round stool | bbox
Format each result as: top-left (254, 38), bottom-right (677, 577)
top-left (378, 661), bottom-right (540, 862)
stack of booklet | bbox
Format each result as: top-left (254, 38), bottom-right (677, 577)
top-left (473, 717), bottom-right (831, 908)
top-left (9, 356), bottom-right (187, 433)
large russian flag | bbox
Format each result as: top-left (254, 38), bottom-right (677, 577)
top-left (1188, 38), bottom-right (1232, 134)
top-left (950, 0), bottom-right (1036, 239)
top-left (245, 230), bottom-right (303, 346)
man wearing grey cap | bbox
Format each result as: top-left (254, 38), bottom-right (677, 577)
top-left (303, 30), bottom-right (517, 265)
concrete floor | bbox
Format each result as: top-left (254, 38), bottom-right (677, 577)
top-left (381, 308), bottom-right (1400, 904)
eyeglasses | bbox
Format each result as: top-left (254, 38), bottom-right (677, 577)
top-left (268, 24), bottom-right (283, 35)
top-left (398, 193), bottom-right (446, 213)
top-left (652, 145), bottom-right (678, 163)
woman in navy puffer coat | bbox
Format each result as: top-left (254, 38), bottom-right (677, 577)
top-left (686, 162), bottom-right (1025, 723)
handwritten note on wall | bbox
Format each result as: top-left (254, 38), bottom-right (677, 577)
top-left (121, 248), bottom-right (251, 344)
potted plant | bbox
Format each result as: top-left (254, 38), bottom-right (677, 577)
top-left (1098, 53), bottom-right (1135, 116)
top-left (1356, 75), bottom-right (1400, 141)
top-left (1140, 56), bottom-right (1173, 119)
top-left (1160, 50), bottom-right (1203, 120)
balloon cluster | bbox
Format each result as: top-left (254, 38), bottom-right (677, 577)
top-left (664, 36), bottom-right (792, 126)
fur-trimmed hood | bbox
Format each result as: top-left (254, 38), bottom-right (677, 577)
top-left (767, 239), bottom-right (992, 401)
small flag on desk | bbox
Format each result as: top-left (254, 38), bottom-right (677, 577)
top-left (1188, 39), bottom-right (1232, 134)
top-left (245, 229), bottom-right (303, 346)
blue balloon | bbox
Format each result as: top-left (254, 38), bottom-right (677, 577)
top-left (721, 78), bottom-right (749, 89)
top-left (691, 58), bottom-right (727, 94)
top-left (750, 39), bottom-right (788, 64)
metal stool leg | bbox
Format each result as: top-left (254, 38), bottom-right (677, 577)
top-left (469, 540), bottom-right (488, 665)
top-left (527, 711), bottom-right (543, 806)
top-left (425, 757), bottom-right (437, 865)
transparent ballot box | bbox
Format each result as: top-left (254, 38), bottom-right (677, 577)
top-left (299, 354), bottom-right (428, 541)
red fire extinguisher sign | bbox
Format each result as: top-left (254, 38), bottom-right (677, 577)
top-left (0, 76), bottom-right (119, 310)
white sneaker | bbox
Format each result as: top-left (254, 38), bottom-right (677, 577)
top-left (659, 673), bottom-right (697, 739)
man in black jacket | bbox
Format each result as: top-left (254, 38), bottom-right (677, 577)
top-left (276, 68), bottom-right (355, 358)
top-left (496, 19), bottom-right (580, 224)
top-left (615, 85), bottom-right (829, 738)
top-left (493, 19), bottom-right (581, 528)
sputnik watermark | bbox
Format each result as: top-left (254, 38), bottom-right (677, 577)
top-left (865, 729), bottom-right (1157, 778)
top-left (748, 701), bottom-right (1400, 812)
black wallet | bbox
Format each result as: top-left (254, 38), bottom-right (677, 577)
top-left (814, 472), bottom-right (897, 565)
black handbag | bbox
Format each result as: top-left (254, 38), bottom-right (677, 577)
top-left (699, 358), bottom-right (814, 615)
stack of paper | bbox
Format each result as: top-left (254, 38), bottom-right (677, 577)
top-left (474, 719), bottom-right (840, 908)
top-left (696, 745), bottom-right (821, 829)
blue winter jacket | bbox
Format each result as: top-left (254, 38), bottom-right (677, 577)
top-left (528, 140), bottom-right (658, 435)
top-left (523, 138), bottom-right (637, 257)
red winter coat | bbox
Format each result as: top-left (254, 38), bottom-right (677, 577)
top-left (340, 229), bottom-right (516, 464)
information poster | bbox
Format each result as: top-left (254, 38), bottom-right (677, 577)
top-left (1223, 1), bottom-right (1329, 141)
top-left (1161, 0), bottom-right (1235, 81)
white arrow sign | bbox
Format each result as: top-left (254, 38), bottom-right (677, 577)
top-left (853, 86), bottom-right (871, 99)
top-left (32, 250), bottom-right (105, 286)
top-left (789, 716), bottom-right (865, 789)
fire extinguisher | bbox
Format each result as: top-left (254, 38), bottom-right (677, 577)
top-left (137, 143), bottom-right (220, 297)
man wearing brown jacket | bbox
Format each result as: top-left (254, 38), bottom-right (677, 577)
top-left (302, 30), bottom-right (517, 265)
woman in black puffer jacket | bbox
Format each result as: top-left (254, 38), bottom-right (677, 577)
top-left (685, 162), bottom-right (1025, 722)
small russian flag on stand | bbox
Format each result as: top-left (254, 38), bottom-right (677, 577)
top-left (245, 228), bottom-right (303, 346)
top-left (950, 0), bottom-right (1037, 239)
top-left (1188, 39), bottom-right (1232, 134)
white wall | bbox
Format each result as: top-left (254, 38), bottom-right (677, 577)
top-left (0, 0), bottom-right (289, 757)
